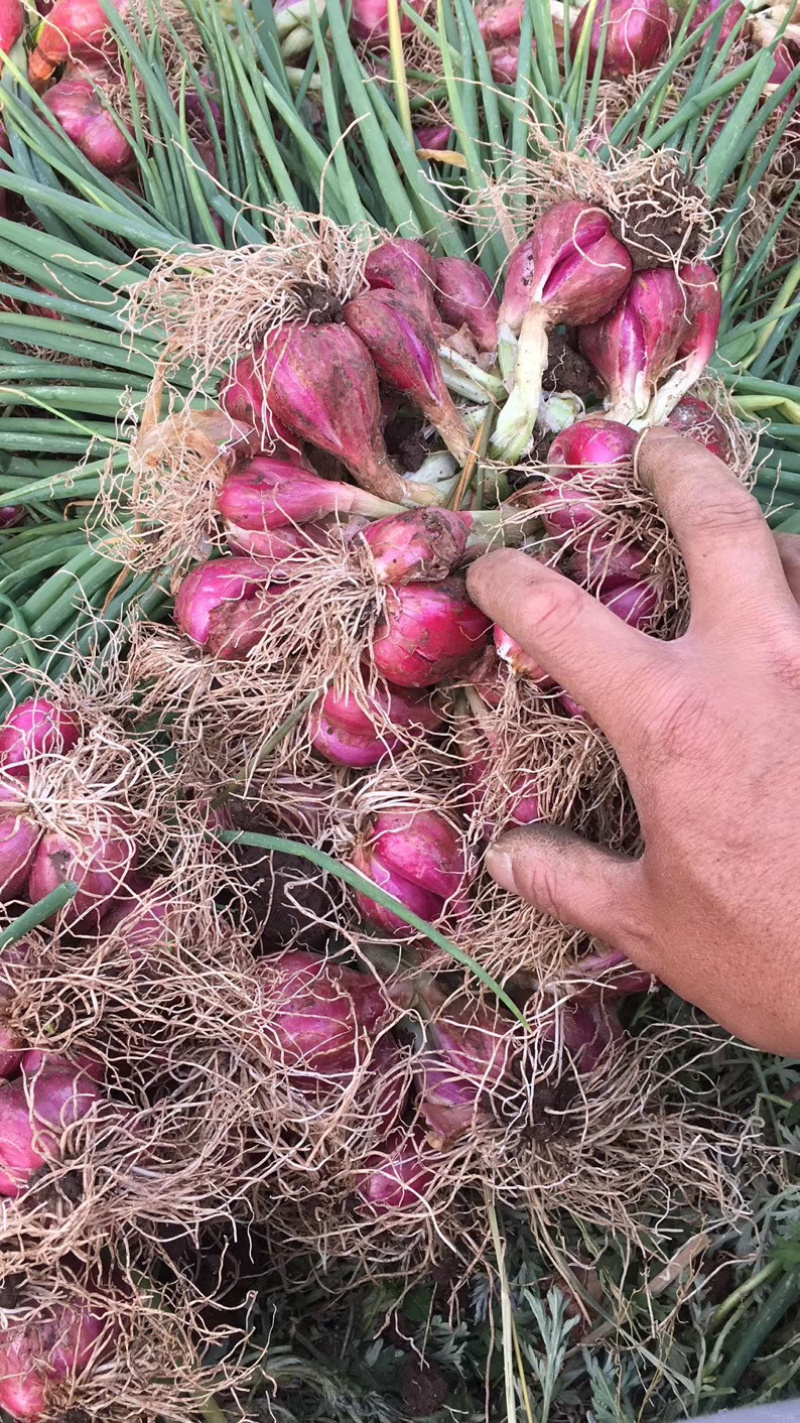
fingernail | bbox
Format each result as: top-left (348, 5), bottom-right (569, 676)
top-left (485, 843), bottom-right (515, 891)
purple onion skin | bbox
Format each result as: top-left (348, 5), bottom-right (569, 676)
top-left (666, 396), bottom-right (732, 462)
top-left (503, 203), bottom-right (634, 331)
top-left (0, 506), bottom-right (24, 529)
top-left (433, 257), bottom-right (499, 353)
top-left (579, 268), bottom-right (690, 419)
top-left (263, 324), bottom-right (408, 504)
top-left (27, 823), bottom-right (138, 930)
top-left (0, 1059), bottom-right (103, 1197)
top-left (548, 416), bottom-right (638, 475)
top-left (373, 577), bottom-right (493, 688)
top-left (569, 534), bottom-right (652, 592)
top-left (0, 698), bottom-right (82, 776)
top-left (0, 1024), bottom-right (23, 1081)
top-left (569, 0), bottom-right (671, 77)
top-left (218, 354), bottom-right (309, 462)
top-left (488, 40), bottom-right (536, 84)
top-left (493, 624), bottom-right (552, 683)
top-left (44, 77), bottom-right (134, 176)
top-left (173, 556), bottom-right (274, 650)
top-left (353, 808), bottom-right (475, 935)
top-left (0, 783), bottom-right (42, 902)
top-left (0, 1300), bottom-right (110, 1421)
top-left (477, 0), bottom-right (524, 42)
top-left (365, 238), bottom-right (441, 331)
top-left (361, 510), bottom-right (469, 585)
top-left (218, 459), bottom-right (362, 531)
top-left (342, 290), bottom-right (469, 459)
top-left (349, 0), bottom-right (425, 46)
top-left (357, 1127), bottom-right (435, 1213)
top-left (309, 676), bottom-right (441, 769)
top-left (687, 0), bottom-right (744, 45)
top-left (414, 123), bottom-right (453, 151)
top-left (599, 578), bottom-right (659, 629)
top-left (256, 949), bottom-right (390, 1083)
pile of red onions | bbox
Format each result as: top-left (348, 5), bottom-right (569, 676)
top-left (0, 698), bottom-right (139, 927)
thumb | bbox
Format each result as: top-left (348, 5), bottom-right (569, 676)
top-left (486, 824), bottom-right (654, 967)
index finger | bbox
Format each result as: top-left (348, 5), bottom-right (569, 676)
top-left (466, 549), bottom-right (663, 747)
top-left (636, 428), bottom-right (797, 633)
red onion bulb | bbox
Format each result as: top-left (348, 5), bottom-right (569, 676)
top-left (353, 808), bottom-right (475, 934)
top-left (372, 576), bottom-right (492, 687)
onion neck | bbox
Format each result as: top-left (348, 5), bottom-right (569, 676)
top-left (490, 306), bottom-right (549, 463)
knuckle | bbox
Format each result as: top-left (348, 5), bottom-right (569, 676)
top-left (520, 574), bottom-right (586, 644)
top-left (689, 485), bottom-right (764, 539)
top-left (519, 857), bottom-right (566, 922)
top-left (645, 682), bottom-right (715, 764)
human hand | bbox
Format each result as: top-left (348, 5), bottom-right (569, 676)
top-left (466, 428), bottom-right (800, 1056)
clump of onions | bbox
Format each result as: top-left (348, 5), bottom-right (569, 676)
top-left (0, 1054), bottom-right (104, 1197)
top-left (492, 203), bottom-right (632, 461)
top-left (29, 0), bottom-right (129, 83)
top-left (262, 324), bottom-right (433, 505)
top-left (0, 699), bottom-right (82, 776)
top-left (349, 0), bottom-right (426, 46)
top-left (647, 263), bottom-right (722, 423)
top-left (343, 290), bottom-right (472, 464)
top-left (372, 576), bottom-right (492, 687)
top-left (569, 0), bottom-right (671, 77)
top-left (27, 821), bottom-right (137, 929)
top-left (357, 1127), bottom-right (435, 1213)
top-left (365, 238), bottom-right (441, 332)
top-left (433, 257), bottom-right (499, 353)
top-left (308, 676), bottom-right (441, 768)
top-left (217, 458), bottom-right (400, 533)
top-left (360, 509), bottom-right (470, 585)
top-left (44, 73), bottom-right (133, 175)
top-left (665, 395), bottom-right (732, 461)
top-left (0, 1295), bottom-right (113, 1420)
top-left (579, 267), bottom-right (690, 423)
top-left (352, 808), bottom-right (475, 934)
top-left (173, 555), bottom-right (276, 659)
top-left (255, 949), bottom-right (391, 1083)
top-left (0, 782), bottom-right (42, 902)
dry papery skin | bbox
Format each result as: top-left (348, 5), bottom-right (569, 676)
top-left (0, 1255), bottom-right (259, 1423)
top-left (96, 372), bottom-right (248, 587)
top-left (126, 209), bottom-right (376, 388)
top-left (105, 0), bottom-right (209, 140)
top-left (723, 110), bottom-right (800, 267)
top-left (462, 125), bottom-right (718, 269)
